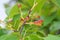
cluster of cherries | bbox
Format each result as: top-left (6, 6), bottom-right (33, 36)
top-left (18, 3), bottom-right (43, 26)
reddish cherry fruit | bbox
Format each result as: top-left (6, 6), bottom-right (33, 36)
top-left (34, 20), bottom-right (43, 26)
top-left (38, 20), bottom-right (43, 23)
top-left (25, 16), bottom-right (30, 21)
top-left (18, 3), bottom-right (22, 8)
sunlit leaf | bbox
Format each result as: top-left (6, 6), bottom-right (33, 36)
top-left (44, 34), bottom-right (60, 40)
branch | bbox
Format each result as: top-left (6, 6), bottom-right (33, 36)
top-left (19, 2), bottom-right (38, 34)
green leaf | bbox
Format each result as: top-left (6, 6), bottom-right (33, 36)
top-left (51, 0), bottom-right (60, 7)
top-left (50, 21), bottom-right (60, 33)
top-left (8, 4), bottom-right (19, 18)
top-left (0, 35), bottom-right (8, 40)
top-left (43, 13), bottom-right (56, 27)
top-left (57, 9), bottom-right (60, 20)
top-left (21, 11), bottom-right (28, 18)
top-left (29, 34), bottom-right (40, 40)
top-left (44, 34), bottom-right (60, 40)
top-left (26, 0), bottom-right (34, 7)
top-left (0, 32), bottom-right (20, 40)
top-left (12, 14), bottom-right (20, 30)
top-left (36, 31), bottom-right (46, 37)
top-left (24, 34), bottom-right (43, 40)
top-left (41, 2), bottom-right (55, 17)
top-left (24, 37), bottom-right (29, 40)
top-left (21, 0), bottom-right (34, 7)
top-left (0, 29), bottom-right (7, 36)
